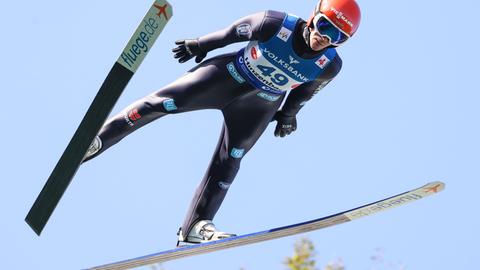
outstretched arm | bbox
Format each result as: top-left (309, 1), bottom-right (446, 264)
top-left (172, 10), bottom-right (286, 63)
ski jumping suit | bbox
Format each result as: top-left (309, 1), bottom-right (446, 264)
top-left (84, 10), bottom-right (342, 237)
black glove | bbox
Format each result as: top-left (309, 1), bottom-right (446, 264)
top-left (273, 111), bottom-right (297, 137)
top-left (172, 39), bottom-right (207, 63)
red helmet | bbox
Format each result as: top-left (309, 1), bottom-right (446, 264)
top-left (307, 0), bottom-right (361, 37)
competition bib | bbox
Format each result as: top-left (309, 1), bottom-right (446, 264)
top-left (236, 14), bottom-right (337, 94)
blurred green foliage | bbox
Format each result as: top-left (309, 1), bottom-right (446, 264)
top-left (284, 238), bottom-right (344, 270)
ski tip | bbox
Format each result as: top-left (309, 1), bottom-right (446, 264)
top-left (421, 181), bottom-right (446, 194)
top-left (155, 0), bottom-right (174, 20)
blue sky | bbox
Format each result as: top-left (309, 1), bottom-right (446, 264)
top-left (1, 0), bottom-right (479, 269)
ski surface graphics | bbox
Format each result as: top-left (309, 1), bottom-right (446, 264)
top-left (25, 0), bottom-right (173, 235)
top-left (88, 181), bottom-right (445, 270)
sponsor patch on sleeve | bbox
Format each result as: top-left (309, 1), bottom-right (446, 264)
top-left (236, 23), bottom-right (253, 38)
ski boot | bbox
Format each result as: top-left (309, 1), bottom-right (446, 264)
top-left (83, 135), bottom-right (102, 161)
top-left (177, 220), bottom-right (236, 246)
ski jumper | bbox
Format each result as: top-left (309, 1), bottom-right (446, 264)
top-left (83, 10), bottom-right (343, 237)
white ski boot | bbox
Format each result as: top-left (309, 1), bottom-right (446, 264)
top-left (177, 220), bottom-right (236, 246)
top-left (83, 135), bottom-right (102, 161)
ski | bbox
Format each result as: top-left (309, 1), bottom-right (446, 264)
top-left (87, 181), bottom-right (445, 270)
top-left (25, 0), bottom-right (173, 236)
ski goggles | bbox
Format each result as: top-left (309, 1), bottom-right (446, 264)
top-left (313, 13), bottom-right (350, 46)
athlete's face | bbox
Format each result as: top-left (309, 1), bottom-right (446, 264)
top-left (309, 28), bottom-right (332, 51)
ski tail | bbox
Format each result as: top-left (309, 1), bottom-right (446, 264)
top-left (25, 0), bottom-right (173, 236)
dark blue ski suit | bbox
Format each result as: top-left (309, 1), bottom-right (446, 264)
top-left (84, 10), bottom-right (342, 237)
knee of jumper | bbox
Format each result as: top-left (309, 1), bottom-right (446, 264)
top-left (160, 97), bottom-right (179, 113)
top-left (143, 95), bottom-right (180, 114)
top-left (154, 96), bottom-right (180, 113)
top-left (229, 147), bottom-right (246, 160)
top-left (120, 96), bottom-right (179, 127)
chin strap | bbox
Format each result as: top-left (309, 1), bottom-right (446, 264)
top-left (302, 23), bottom-right (312, 48)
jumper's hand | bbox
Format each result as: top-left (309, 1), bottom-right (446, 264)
top-left (273, 111), bottom-right (297, 138)
top-left (172, 39), bottom-right (207, 63)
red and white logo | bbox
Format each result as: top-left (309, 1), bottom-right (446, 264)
top-left (251, 47), bottom-right (258, 60)
top-left (315, 55), bottom-right (330, 69)
top-left (153, 3), bottom-right (169, 20)
top-left (128, 108), bottom-right (142, 122)
top-left (424, 183), bottom-right (443, 193)
top-left (330, 7), bottom-right (354, 28)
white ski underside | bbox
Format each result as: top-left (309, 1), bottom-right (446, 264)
top-left (87, 181), bottom-right (445, 270)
